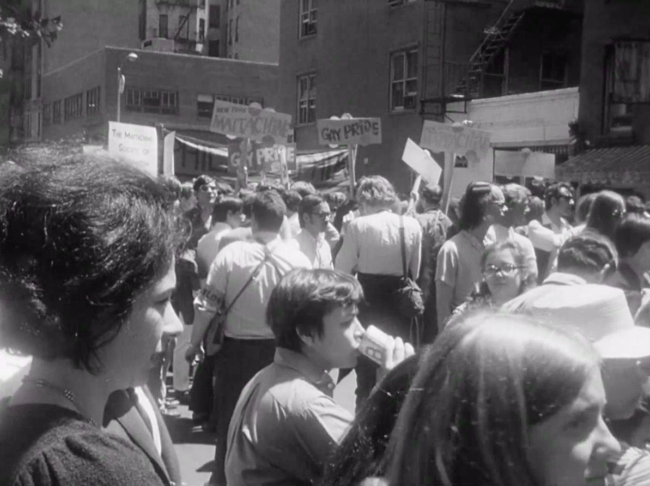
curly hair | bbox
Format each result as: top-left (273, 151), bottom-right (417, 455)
top-left (0, 154), bottom-right (188, 372)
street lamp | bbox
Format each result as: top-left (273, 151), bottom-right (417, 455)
top-left (116, 52), bottom-right (138, 123)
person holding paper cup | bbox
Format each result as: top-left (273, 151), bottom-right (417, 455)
top-left (224, 269), bottom-right (414, 486)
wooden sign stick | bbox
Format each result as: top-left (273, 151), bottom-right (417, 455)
top-left (347, 144), bottom-right (358, 196)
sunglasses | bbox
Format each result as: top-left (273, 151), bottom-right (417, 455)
top-left (483, 263), bottom-right (522, 277)
top-left (312, 211), bottom-right (331, 220)
top-left (198, 185), bottom-right (218, 193)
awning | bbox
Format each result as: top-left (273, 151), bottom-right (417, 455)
top-left (556, 145), bottom-right (650, 186)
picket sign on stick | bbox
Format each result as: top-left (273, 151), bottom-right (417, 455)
top-left (401, 138), bottom-right (442, 214)
top-left (317, 114), bottom-right (382, 197)
top-left (419, 120), bottom-right (492, 217)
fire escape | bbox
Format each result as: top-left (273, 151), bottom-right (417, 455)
top-left (420, 0), bottom-right (570, 118)
top-left (155, 0), bottom-right (203, 53)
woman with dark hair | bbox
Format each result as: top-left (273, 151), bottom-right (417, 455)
top-left (436, 182), bottom-right (506, 327)
top-left (319, 355), bottom-right (420, 486)
top-left (450, 240), bottom-right (536, 319)
top-left (386, 311), bottom-right (620, 486)
top-left (575, 192), bottom-right (598, 228)
top-left (606, 213), bottom-right (650, 316)
top-left (0, 156), bottom-right (186, 485)
top-left (586, 190), bottom-right (626, 243)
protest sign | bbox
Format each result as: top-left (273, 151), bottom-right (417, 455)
top-left (420, 120), bottom-right (491, 161)
top-left (401, 138), bottom-right (442, 185)
top-left (228, 141), bottom-right (296, 175)
top-left (162, 131), bottom-right (176, 176)
top-left (495, 150), bottom-right (556, 179)
top-left (210, 100), bottom-right (292, 144)
top-left (317, 118), bottom-right (382, 146)
top-left (108, 122), bottom-right (158, 176)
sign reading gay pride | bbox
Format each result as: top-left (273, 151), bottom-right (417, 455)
top-left (228, 141), bottom-right (296, 174)
top-left (210, 100), bottom-right (292, 144)
top-left (317, 117), bottom-right (382, 146)
top-left (420, 120), bottom-right (491, 162)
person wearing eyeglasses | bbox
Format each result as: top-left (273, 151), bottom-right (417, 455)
top-left (448, 240), bottom-right (536, 321)
top-left (528, 182), bottom-right (576, 282)
top-left (435, 181), bottom-right (506, 328)
top-left (292, 194), bottom-right (334, 269)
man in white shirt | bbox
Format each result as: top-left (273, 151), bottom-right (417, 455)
top-left (284, 189), bottom-right (303, 238)
top-left (485, 183), bottom-right (538, 281)
top-left (335, 176), bottom-right (422, 407)
top-left (528, 182), bottom-right (576, 282)
top-left (188, 190), bottom-right (311, 486)
top-left (292, 194), bottom-right (334, 269)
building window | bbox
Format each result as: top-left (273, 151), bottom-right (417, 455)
top-left (299, 0), bottom-right (317, 38)
top-left (64, 93), bottom-right (83, 121)
top-left (208, 40), bottom-right (220, 57)
top-left (178, 15), bottom-right (190, 40)
top-left (52, 100), bottom-right (62, 124)
top-left (199, 19), bottom-right (205, 42)
top-left (297, 73), bottom-right (316, 124)
top-left (159, 14), bottom-right (168, 38)
top-left (228, 19), bottom-right (233, 45)
top-left (235, 16), bottom-right (239, 42)
top-left (197, 94), bottom-right (214, 118)
top-left (86, 86), bottom-right (101, 115)
top-left (482, 48), bottom-right (508, 98)
top-left (209, 5), bottom-right (221, 27)
top-left (390, 48), bottom-right (418, 111)
top-left (126, 87), bottom-right (179, 115)
top-left (139, 0), bottom-right (146, 40)
top-left (43, 103), bottom-right (51, 126)
top-left (540, 52), bottom-right (568, 90)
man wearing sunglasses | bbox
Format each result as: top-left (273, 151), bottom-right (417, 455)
top-left (292, 195), bottom-right (334, 269)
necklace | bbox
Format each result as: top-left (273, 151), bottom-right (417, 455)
top-left (22, 377), bottom-right (99, 428)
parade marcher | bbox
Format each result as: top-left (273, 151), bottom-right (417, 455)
top-left (585, 190), bottom-right (627, 244)
top-left (485, 183), bottom-right (538, 280)
top-left (178, 181), bottom-right (197, 214)
top-left (606, 214), bottom-right (650, 316)
top-left (319, 355), bottom-right (420, 486)
top-left (413, 183), bottom-right (451, 343)
top-left (449, 240), bottom-right (536, 319)
top-left (574, 192), bottom-right (598, 230)
top-left (436, 181), bottom-right (506, 328)
top-left (189, 190), bottom-right (311, 486)
top-left (292, 194), bottom-right (334, 269)
top-left (283, 189), bottom-right (303, 238)
top-left (528, 182), bottom-right (576, 282)
top-left (335, 176), bottom-right (422, 407)
top-left (626, 195), bottom-right (647, 216)
top-left (186, 175), bottom-right (219, 247)
top-left (196, 196), bottom-right (245, 280)
top-left (387, 311), bottom-right (619, 486)
top-left (224, 269), bottom-right (414, 486)
top-left (217, 189), bottom-right (256, 252)
top-left (0, 156), bottom-right (185, 485)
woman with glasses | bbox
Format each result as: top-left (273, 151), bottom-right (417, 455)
top-left (449, 240), bottom-right (536, 321)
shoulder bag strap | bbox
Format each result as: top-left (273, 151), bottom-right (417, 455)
top-left (399, 216), bottom-right (408, 280)
top-left (223, 252), bottom-right (269, 315)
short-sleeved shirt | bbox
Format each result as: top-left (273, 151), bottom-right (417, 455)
top-left (435, 230), bottom-right (485, 311)
top-left (291, 230), bottom-right (333, 269)
top-left (484, 223), bottom-right (538, 279)
top-left (198, 235), bottom-right (311, 339)
top-left (415, 209), bottom-right (452, 300)
top-left (225, 348), bottom-right (354, 486)
top-left (196, 222), bottom-right (232, 279)
top-left (335, 211), bottom-right (422, 279)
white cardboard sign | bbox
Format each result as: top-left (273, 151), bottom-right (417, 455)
top-left (317, 118), bottom-right (382, 146)
top-left (420, 120), bottom-right (491, 159)
top-left (108, 122), bottom-right (158, 176)
top-left (494, 150), bottom-right (556, 179)
top-left (210, 100), bottom-right (292, 144)
top-left (401, 138), bottom-right (442, 184)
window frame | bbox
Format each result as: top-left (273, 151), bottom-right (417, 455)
top-left (42, 103), bottom-right (51, 126)
top-left (299, 0), bottom-right (317, 38)
top-left (159, 14), bottom-right (168, 38)
top-left (86, 86), bottom-right (101, 116)
top-left (235, 16), bottom-right (239, 43)
top-left (125, 87), bottom-right (179, 116)
top-left (52, 100), bottom-right (62, 124)
top-left (297, 73), bottom-right (316, 125)
top-left (389, 48), bottom-right (418, 112)
top-left (539, 51), bottom-right (568, 91)
top-left (63, 93), bottom-right (84, 122)
top-left (209, 4), bottom-right (221, 28)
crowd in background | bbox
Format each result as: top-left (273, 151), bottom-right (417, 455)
top-left (3, 152), bottom-right (650, 486)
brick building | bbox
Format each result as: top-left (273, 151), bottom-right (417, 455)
top-left (557, 0), bottom-right (650, 197)
top-left (278, 0), bottom-right (583, 194)
top-left (223, 0), bottom-right (281, 62)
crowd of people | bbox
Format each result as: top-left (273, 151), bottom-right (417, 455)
top-left (2, 151), bottom-right (650, 486)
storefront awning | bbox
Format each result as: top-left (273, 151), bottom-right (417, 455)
top-left (556, 145), bottom-right (650, 186)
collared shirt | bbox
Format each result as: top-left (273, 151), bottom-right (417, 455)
top-left (485, 223), bottom-right (538, 279)
top-left (502, 272), bottom-right (587, 313)
top-left (287, 212), bottom-right (301, 238)
top-left (196, 222), bottom-right (232, 279)
top-left (225, 348), bottom-right (354, 486)
top-left (133, 387), bottom-right (161, 456)
top-left (436, 230), bottom-right (485, 311)
top-left (601, 441), bottom-right (650, 486)
top-left (291, 230), bottom-right (333, 269)
top-left (198, 235), bottom-right (311, 339)
top-left (335, 211), bottom-right (422, 278)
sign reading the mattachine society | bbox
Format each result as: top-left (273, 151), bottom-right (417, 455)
top-left (420, 120), bottom-right (491, 157)
top-left (210, 100), bottom-right (292, 144)
top-left (108, 122), bottom-right (158, 176)
top-left (317, 118), bottom-right (382, 146)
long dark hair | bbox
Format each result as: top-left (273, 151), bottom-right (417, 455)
top-left (386, 311), bottom-right (599, 486)
top-left (586, 190), bottom-right (626, 242)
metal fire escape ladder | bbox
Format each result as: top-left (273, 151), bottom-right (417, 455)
top-left (455, 0), bottom-right (531, 97)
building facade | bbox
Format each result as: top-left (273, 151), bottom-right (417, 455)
top-left (278, 0), bottom-right (583, 193)
top-left (224, 0), bottom-right (281, 62)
